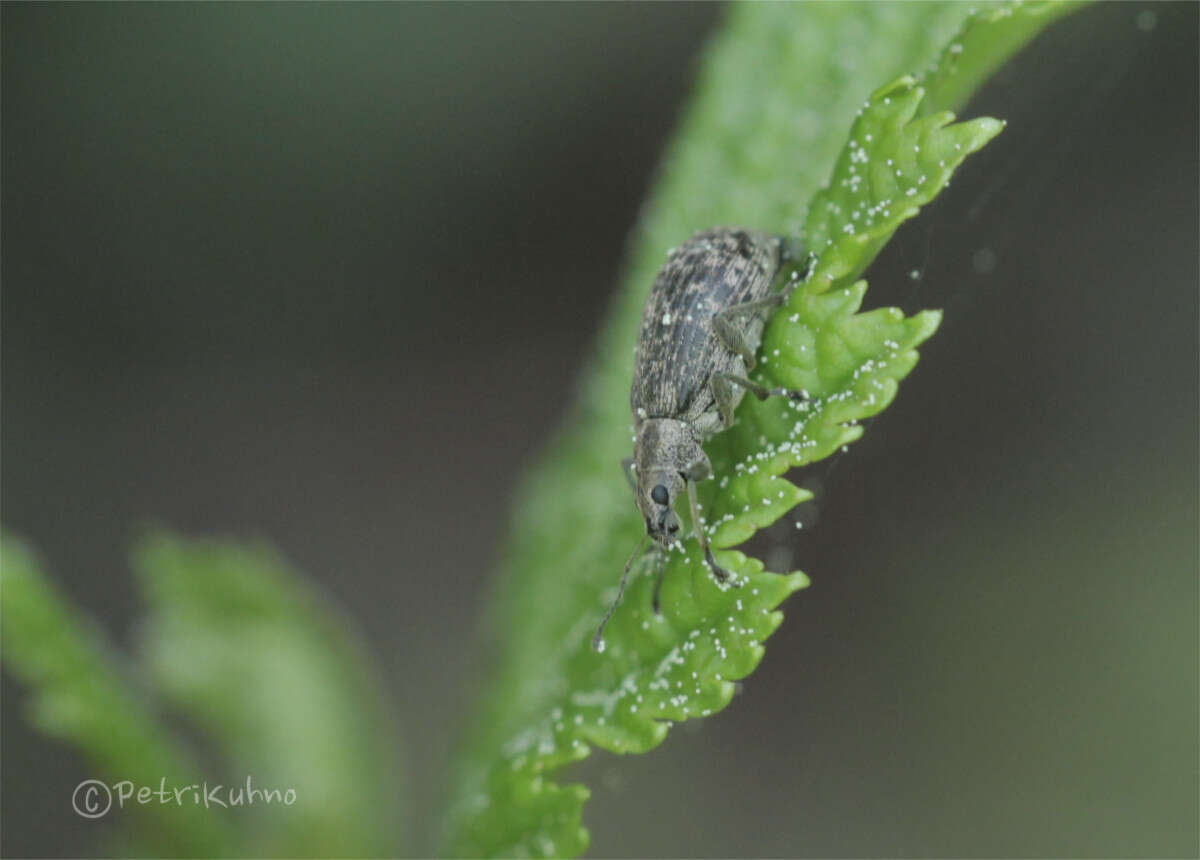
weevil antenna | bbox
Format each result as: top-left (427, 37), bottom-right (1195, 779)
top-left (592, 532), bottom-right (651, 652)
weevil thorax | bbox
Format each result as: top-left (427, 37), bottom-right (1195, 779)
top-left (633, 418), bottom-right (705, 545)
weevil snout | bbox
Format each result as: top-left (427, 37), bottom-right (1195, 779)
top-left (637, 471), bottom-right (685, 545)
top-left (646, 507), bottom-right (681, 543)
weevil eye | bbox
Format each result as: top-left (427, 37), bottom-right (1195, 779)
top-left (651, 484), bottom-right (669, 505)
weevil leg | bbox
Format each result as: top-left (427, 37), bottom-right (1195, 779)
top-left (778, 238), bottom-right (817, 295)
top-left (712, 370), bottom-right (809, 412)
top-left (683, 455), bottom-right (712, 482)
top-left (683, 464), bottom-right (739, 587)
top-left (711, 373), bottom-right (742, 428)
top-left (778, 237), bottom-right (817, 276)
top-left (621, 456), bottom-right (637, 493)
top-left (714, 244), bottom-right (816, 372)
top-left (713, 296), bottom-right (784, 369)
top-left (798, 250), bottom-right (818, 278)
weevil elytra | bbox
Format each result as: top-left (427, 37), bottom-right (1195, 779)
top-left (593, 227), bottom-right (815, 651)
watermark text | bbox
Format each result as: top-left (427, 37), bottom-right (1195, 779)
top-left (72, 776), bottom-right (296, 818)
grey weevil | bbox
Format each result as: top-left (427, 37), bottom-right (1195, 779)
top-left (593, 227), bottom-right (815, 651)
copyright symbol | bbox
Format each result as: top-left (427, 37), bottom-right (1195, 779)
top-left (72, 780), bottom-right (111, 818)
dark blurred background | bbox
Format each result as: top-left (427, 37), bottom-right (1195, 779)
top-left (2, 3), bottom-right (1196, 858)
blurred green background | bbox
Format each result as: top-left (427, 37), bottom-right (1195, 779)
top-left (2, 2), bottom-right (1196, 857)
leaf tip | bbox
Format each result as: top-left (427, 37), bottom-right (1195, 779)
top-left (870, 74), bottom-right (918, 102)
top-left (977, 115), bottom-right (1007, 138)
top-left (914, 308), bottom-right (944, 340)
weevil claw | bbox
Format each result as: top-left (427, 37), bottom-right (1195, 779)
top-left (704, 547), bottom-right (741, 587)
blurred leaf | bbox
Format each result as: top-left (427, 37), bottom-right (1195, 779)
top-left (0, 534), bottom-right (233, 857)
top-left (132, 533), bottom-right (403, 858)
top-left (1, 530), bottom-right (402, 857)
top-left (444, 2), bottom-right (1082, 857)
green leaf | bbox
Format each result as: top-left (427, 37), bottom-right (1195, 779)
top-left (920, 0), bottom-right (1089, 115)
top-left (801, 75), bottom-right (1004, 289)
top-left (443, 3), bottom-right (1083, 858)
top-left (132, 533), bottom-right (404, 858)
top-left (0, 534), bottom-right (233, 857)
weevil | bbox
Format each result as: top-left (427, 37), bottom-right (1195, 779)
top-left (593, 227), bottom-right (815, 651)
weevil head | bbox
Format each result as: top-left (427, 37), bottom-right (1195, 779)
top-left (636, 467), bottom-right (685, 544)
top-left (633, 418), bottom-right (705, 546)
